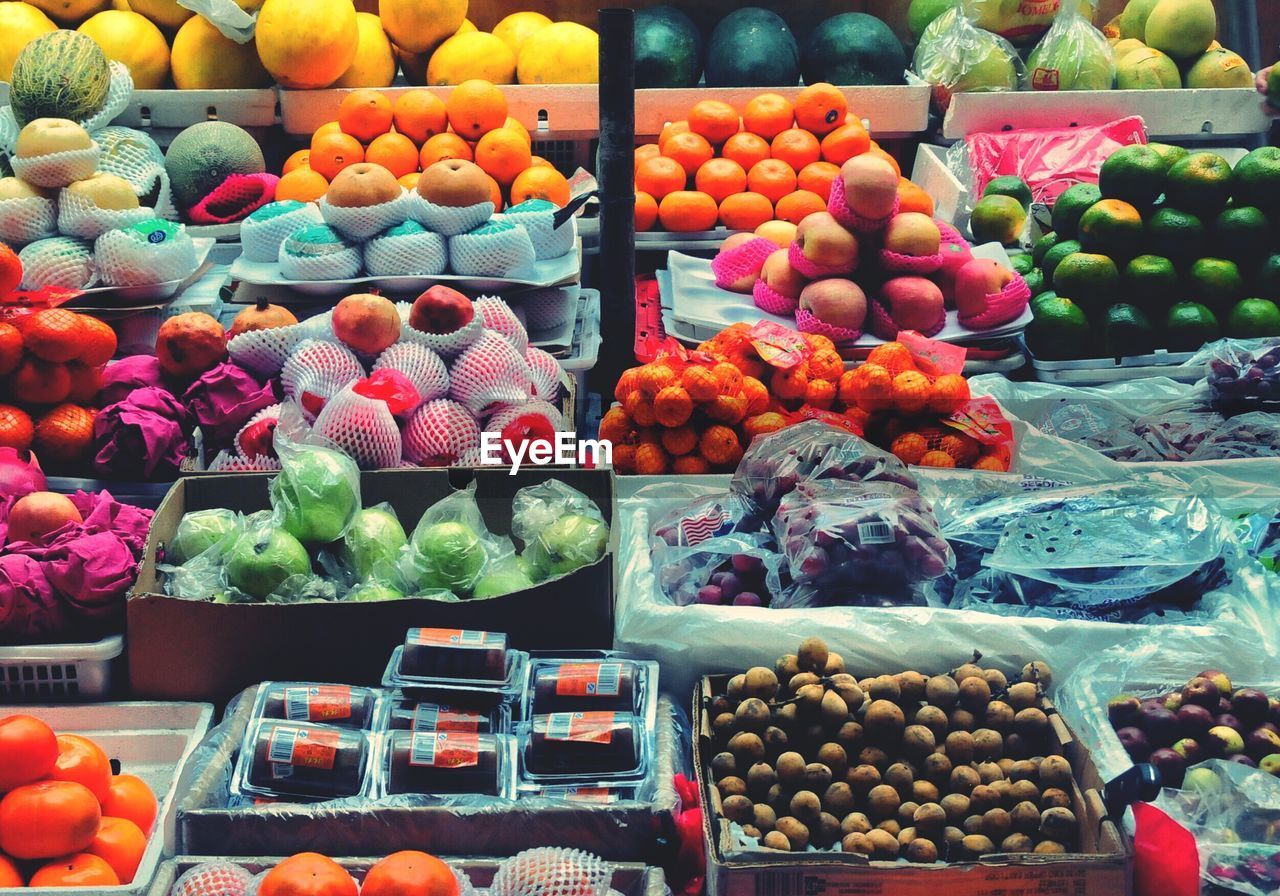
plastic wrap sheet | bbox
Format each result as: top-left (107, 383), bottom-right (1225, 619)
top-left (174, 686), bottom-right (685, 860)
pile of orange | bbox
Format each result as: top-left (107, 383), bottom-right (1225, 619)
top-left (634, 83), bottom-right (929, 234)
top-left (278, 82), bottom-right (572, 211)
top-left (0, 714), bottom-right (157, 888)
top-left (249, 849), bottom-right (459, 896)
top-left (0, 305), bottom-right (116, 473)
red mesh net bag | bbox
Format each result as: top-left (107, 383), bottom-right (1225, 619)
top-left (374, 341), bottom-right (451, 402)
top-left (449, 331), bottom-right (533, 416)
top-left (312, 383), bottom-right (403, 469)
top-left (187, 173), bottom-right (280, 225)
top-left (403, 399), bottom-right (481, 466)
top-left (281, 338), bottom-right (366, 421)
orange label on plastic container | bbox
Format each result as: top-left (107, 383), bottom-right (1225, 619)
top-left (413, 704), bottom-right (482, 732)
top-left (267, 725), bottom-right (339, 770)
top-left (408, 731), bottom-right (480, 768)
top-left (554, 663), bottom-right (622, 698)
top-left (409, 628), bottom-right (501, 646)
top-left (545, 712), bottom-right (616, 744)
top-left (284, 685), bottom-right (353, 722)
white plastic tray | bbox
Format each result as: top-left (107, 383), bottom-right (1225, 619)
top-left (70, 238), bottom-right (215, 305)
top-left (0, 635), bottom-right (123, 702)
top-left (0, 701), bottom-right (213, 896)
top-left (114, 90), bottom-right (279, 130)
top-left (1026, 342), bottom-right (1202, 385)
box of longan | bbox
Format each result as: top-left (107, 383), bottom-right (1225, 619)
top-left (694, 637), bottom-right (1133, 896)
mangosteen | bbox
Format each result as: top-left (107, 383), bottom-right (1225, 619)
top-left (1116, 727), bottom-right (1151, 762)
top-left (1148, 748), bottom-right (1186, 789)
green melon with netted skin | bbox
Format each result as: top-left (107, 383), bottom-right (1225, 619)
top-left (164, 120), bottom-right (266, 210)
top-left (9, 31), bottom-right (111, 127)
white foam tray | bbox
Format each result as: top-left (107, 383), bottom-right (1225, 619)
top-left (69, 238), bottom-right (215, 306)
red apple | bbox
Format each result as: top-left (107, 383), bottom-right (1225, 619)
top-left (799, 279), bottom-right (867, 330)
top-left (760, 250), bottom-right (807, 301)
top-left (954, 258), bottom-right (1015, 320)
top-left (796, 211), bottom-right (858, 269)
top-left (880, 276), bottom-right (945, 332)
top-left (409, 285), bottom-right (475, 335)
top-left (237, 417), bottom-right (278, 459)
top-left (6, 492), bottom-right (82, 545)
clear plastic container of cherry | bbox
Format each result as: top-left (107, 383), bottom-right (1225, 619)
top-left (382, 627), bottom-right (529, 709)
top-left (233, 719), bottom-right (375, 803)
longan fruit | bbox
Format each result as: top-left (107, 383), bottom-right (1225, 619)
top-left (754, 803), bottom-right (777, 832)
top-left (742, 824), bottom-right (762, 840)
top-left (940, 792), bottom-right (970, 824)
top-left (858, 746), bottom-right (891, 772)
top-left (1034, 840), bottom-right (1065, 854)
top-left (776, 816), bottom-right (810, 850)
top-left (775, 654), bottom-right (801, 683)
top-left (867, 784), bottom-right (901, 820)
top-left (735, 697), bottom-right (771, 732)
top-left (1008, 759), bottom-right (1038, 783)
top-left (841, 811), bottom-right (872, 835)
top-left (713, 713), bottom-right (736, 737)
top-left (962, 834), bottom-right (996, 859)
top-left (913, 802), bottom-right (946, 834)
top-left (711, 752), bottom-right (738, 780)
top-left (790, 790), bottom-right (822, 823)
top-left (906, 838), bottom-right (938, 863)
top-left (945, 731), bottom-right (975, 764)
top-left (789, 672), bottom-right (821, 692)
top-left (817, 743), bottom-right (848, 778)
top-left (836, 721), bottom-right (863, 752)
top-left (1010, 801), bottom-right (1040, 835)
top-left (962, 814), bottom-right (984, 835)
top-left (976, 761), bottom-right (1004, 784)
top-left (722, 794), bottom-right (754, 824)
top-left (823, 781), bottom-right (855, 817)
top-left (884, 762), bottom-right (915, 793)
top-left (866, 828), bottom-right (900, 859)
top-left (926, 675), bottom-right (960, 709)
top-left (727, 674), bottom-right (747, 700)
top-left (763, 831), bottom-right (791, 851)
top-left (949, 708), bottom-right (976, 732)
top-left (747, 762), bottom-right (778, 796)
top-left (1040, 807), bottom-right (1077, 844)
top-left (949, 765), bottom-right (980, 795)
top-left (842, 832), bottom-right (873, 855)
top-left (958, 676), bottom-right (992, 711)
top-left (868, 675), bottom-right (901, 701)
top-left (903, 725), bottom-right (937, 761)
top-left (896, 800), bottom-right (920, 828)
top-left (897, 825), bottom-right (918, 847)
top-left (1039, 756), bottom-right (1072, 789)
top-left (1021, 661), bottom-right (1052, 688)
top-left (796, 683), bottom-right (826, 714)
top-left (982, 669), bottom-right (1008, 693)
top-left (803, 762), bottom-right (833, 791)
top-left (984, 701), bottom-right (1015, 731)
top-left (823, 652), bottom-right (845, 676)
top-left (820, 690), bottom-right (850, 727)
top-left (952, 663), bottom-right (984, 685)
top-left (763, 726), bottom-right (789, 757)
top-left (923, 752), bottom-right (953, 787)
top-left (1010, 780), bottom-right (1041, 806)
top-left (814, 812), bottom-right (842, 848)
top-left (897, 670), bottom-right (928, 704)
top-left (829, 676), bottom-right (864, 713)
top-left (718, 776), bottom-right (748, 798)
top-left (972, 729), bottom-right (1004, 762)
top-left (864, 700), bottom-right (905, 741)
top-left (728, 732), bottom-right (766, 763)
top-left (1014, 708), bottom-right (1050, 737)
top-left (1041, 788), bottom-right (1072, 810)
top-left (846, 764), bottom-right (881, 794)
top-left (1002, 833), bottom-right (1035, 852)
top-left (776, 751), bottom-right (806, 785)
top-left (968, 784), bottom-right (999, 814)
top-left (1006, 682), bottom-right (1039, 711)
top-left (797, 637), bottom-right (829, 674)
top-left (744, 667), bottom-right (780, 700)
top-left (914, 705), bottom-right (949, 740)
top-left (981, 807), bottom-right (1012, 841)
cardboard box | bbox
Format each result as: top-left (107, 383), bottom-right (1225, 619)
top-left (174, 687), bottom-right (681, 862)
top-left (694, 675), bottom-right (1133, 896)
top-left (129, 468), bottom-right (617, 703)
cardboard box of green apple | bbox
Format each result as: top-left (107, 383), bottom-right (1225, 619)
top-left (128, 445), bottom-right (617, 702)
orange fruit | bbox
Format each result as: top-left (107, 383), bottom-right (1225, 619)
top-left (718, 193), bottom-right (774, 231)
top-left (420, 132), bottom-right (473, 167)
top-left (774, 190), bottom-right (826, 224)
top-left (746, 159), bottom-right (797, 204)
top-left (364, 132), bottom-right (419, 179)
top-left (33, 404), bottom-right (94, 467)
top-left (9, 358), bottom-right (70, 406)
top-left (483, 174), bottom-right (504, 211)
top-left (66, 362), bottom-right (102, 404)
top-left (663, 132), bottom-right (714, 178)
top-left (0, 715), bottom-right (58, 792)
top-left (87, 817), bottom-right (146, 884)
top-left (259, 853), bottom-right (358, 896)
top-left (770, 128), bottom-right (821, 172)
top-left (659, 191), bottom-right (718, 233)
top-left (529, 155), bottom-right (553, 169)
top-left (338, 89), bottom-right (394, 142)
top-left (797, 161), bottom-right (839, 201)
top-left (821, 121), bottom-right (871, 165)
top-left (635, 156), bottom-right (687, 201)
top-left (393, 90), bottom-right (448, 144)
top-left (21, 308), bottom-right (84, 363)
top-left (0, 321), bottom-right (22, 376)
top-left (688, 99), bottom-right (739, 145)
top-left (474, 127), bottom-right (532, 186)
top-left (511, 166), bottom-right (570, 207)
top-left (722, 132), bottom-right (771, 172)
top-left (658, 120), bottom-right (689, 151)
top-left (795, 82), bottom-right (848, 136)
top-left (0, 243), bottom-right (18, 298)
top-left (868, 145), bottom-right (901, 177)
top-left (50, 734), bottom-right (111, 803)
top-left (0, 855), bottom-right (20, 887)
top-left (742, 93), bottom-right (794, 140)
top-left (102, 775), bottom-right (157, 835)
top-left (399, 173), bottom-right (420, 190)
top-left (314, 121), bottom-right (342, 140)
top-left (0, 781), bottom-right (101, 860)
top-left (283, 149), bottom-right (311, 174)
top-left (634, 143), bottom-right (660, 170)
top-left (29, 854), bottom-right (119, 887)
top-left (0, 405), bottom-right (34, 451)
top-left (635, 191), bottom-right (658, 231)
top-left (502, 116), bottom-right (531, 145)
top-left (362, 851), bottom-right (460, 896)
top-left (695, 158), bottom-right (747, 204)
top-left (897, 178), bottom-right (935, 217)
top-left (446, 78), bottom-right (508, 140)
top-left (74, 315), bottom-right (116, 366)
top-left (276, 168), bottom-right (330, 203)
top-left (309, 132), bottom-right (364, 181)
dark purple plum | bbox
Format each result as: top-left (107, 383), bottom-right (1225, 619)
top-left (1231, 689), bottom-right (1270, 727)
top-left (1181, 678), bottom-right (1220, 710)
top-left (1108, 696), bottom-right (1141, 728)
top-left (1117, 727), bottom-right (1151, 762)
top-left (1172, 738), bottom-right (1205, 764)
top-left (1139, 705), bottom-right (1181, 748)
top-left (1197, 670), bottom-right (1233, 697)
top-left (1216, 714), bottom-right (1244, 733)
top-left (733, 592), bottom-right (763, 607)
top-left (1245, 727), bottom-right (1280, 762)
top-left (1148, 748), bottom-right (1186, 788)
top-left (1228, 754), bottom-right (1258, 768)
top-left (697, 585), bottom-right (724, 605)
top-left (1177, 704), bottom-right (1215, 739)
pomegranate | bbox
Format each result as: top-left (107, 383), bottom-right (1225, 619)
top-left (6, 491), bottom-right (82, 545)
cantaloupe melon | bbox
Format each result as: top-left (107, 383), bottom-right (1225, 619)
top-left (0, 2), bottom-right (57, 82)
top-left (164, 120), bottom-right (266, 210)
top-left (9, 30), bottom-right (111, 127)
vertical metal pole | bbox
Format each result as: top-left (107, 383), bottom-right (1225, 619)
top-left (593, 8), bottom-right (636, 398)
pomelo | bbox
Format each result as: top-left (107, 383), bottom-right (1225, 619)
top-left (1144, 0), bottom-right (1216, 62)
top-left (1184, 47), bottom-right (1254, 89)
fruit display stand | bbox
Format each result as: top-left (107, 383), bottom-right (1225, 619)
top-left (170, 688), bottom-right (681, 861)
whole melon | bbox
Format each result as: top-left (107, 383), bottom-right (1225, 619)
top-left (10, 30), bottom-right (111, 127)
top-left (255, 0), bottom-right (357, 90)
top-left (164, 121), bottom-right (266, 210)
top-left (704, 7), bottom-right (799, 88)
top-left (517, 21), bottom-right (599, 85)
top-left (380, 0), bottom-right (466, 55)
top-left (803, 13), bottom-right (907, 86)
top-left (633, 5), bottom-right (702, 89)
top-left (0, 2), bottom-right (57, 83)
top-left (78, 10), bottom-right (170, 90)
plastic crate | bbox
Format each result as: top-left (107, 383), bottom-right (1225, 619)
top-left (0, 635), bottom-right (123, 702)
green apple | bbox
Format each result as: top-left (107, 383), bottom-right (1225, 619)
top-left (524, 514), bottom-right (609, 579)
top-left (411, 521), bottom-right (487, 594)
top-left (225, 529), bottom-right (312, 600)
top-left (340, 507), bottom-right (407, 580)
top-left (270, 447), bottom-right (360, 544)
top-left (168, 508), bottom-right (240, 565)
top-left (347, 581), bottom-right (405, 602)
top-left (472, 556), bottom-right (536, 599)
top-left (1181, 766), bottom-right (1222, 795)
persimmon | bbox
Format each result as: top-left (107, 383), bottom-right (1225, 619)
top-left (29, 854), bottom-right (119, 887)
top-left (50, 734), bottom-right (112, 802)
top-left (102, 774), bottom-right (158, 835)
top-left (259, 852), bottom-right (359, 896)
top-left (0, 780), bottom-right (101, 860)
top-left (0, 855), bottom-right (22, 886)
top-left (87, 816), bottom-right (147, 884)
top-left (0, 714), bottom-right (58, 793)
top-left (361, 851), bottom-right (460, 896)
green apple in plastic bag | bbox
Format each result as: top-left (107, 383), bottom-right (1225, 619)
top-left (168, 508), bottom-right (239, 565)
top-left (411, 521), bottom-right (487, 593)
top-left (340, 506), bottom-right (407, 580)
top-left (524, 514), bottom-right (609, 579)
top-left (226, 528), bottom-right (312, 600)
top-left (473, 556), bottom-right (537, 599)
top-left (270, 446), bottom-right (359, 544)
top-left (347, 581), bottom-right (406, 602)
top-left (1026, 6), bottom-right (1115, 91)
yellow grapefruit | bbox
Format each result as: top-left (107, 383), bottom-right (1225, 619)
top-left (492, 11), bottom-right (551, 56)
top-left (380, 0), bottom-right (466, 55)
top-left (426, 31), bottom-right (516, 85)
top-left (78, 9), bottom-right (170, 89)
top-left (333, 11), bottom-right (396, 87)
top-left (171, 14), bottom-right (271, 89)
top-left (517, 21), bottom-right (598, 84)
top-left (26, 0), bottom-right (109, 24)
top-left (0, 2), bottom-right (56, 82)
top-left (124, 0), bottom-right (191, 29)
top-left (256, 0), bottom-right (357, 89)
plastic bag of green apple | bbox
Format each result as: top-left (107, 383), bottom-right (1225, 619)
top-left (1025, 1), bottom-right (1114, 91)
top-left (269, 422), bottom-right (362, 546)
top-left (220, 511), bottom-right (319, 603)
top-left (912, 1), bottom-right (1025, 111)
top-left (159, 509), bottom-right (248, 601)
top-left (1238, 511), bottom-right (1280, 574)
top-left (511, 480), bottom-right (610, 582)
top-left (317, 502), bottom-right (410, 589)
top-left (399, 483), bottom-right (514, 597)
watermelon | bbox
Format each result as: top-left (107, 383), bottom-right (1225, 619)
top-left (9, 30), bottom-right (111, 127)
top-left (704, 7), bottom-right (800, 88)
top-left (634, 6), bottom-right (703, 89)
top-left (164, 121), bottom-right (266, 210)
top-left (802, 13), bottom-right (908, 86)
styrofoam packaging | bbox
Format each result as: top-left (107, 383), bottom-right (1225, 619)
top-left (232, 719), bottom-right (376, 803)
top-left (503, 200), bottom-right (576, 260)
top-left (375, 730), bottom-right (518, 799)
top-left (250, 682), bottom-right (383, 731)
top-left (241, 201), bottom-right (324, 263)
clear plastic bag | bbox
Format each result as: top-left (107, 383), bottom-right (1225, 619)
top-left (323, 502), bottom-right (409, 587)
top-left (1194, 337), bottom-right (1280, 411)
top-left (969, 0), bottom-right (1092, 46)
top-left (1186, 414), bottom-right (1280, 462)
top-left (511, 480), bottom-right (609, 581)
top-left (268, 431), bottom-right (362, 546)
top-left (398, 483), bottom-right (513, 598)
top-left (159, 509), bottom-right (252, 602)
top-left (912, 2), bottom-right (1025, 111)
top-left (1238, 511), bottom-right (1280, 573)
top-left (650, 492), bottom-right (754, 548)
top-left (652, 533), bottom-right (788, 607)
top-left (1025, 1), bottom-right (1115, 91)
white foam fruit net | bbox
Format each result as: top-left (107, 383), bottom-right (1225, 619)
top-left (403, 398), bottom-right (481, 467)
top-left (409, 196), bottom-right (493, 237)
top-left (397, 301), bottom-right (483, 358)
top-left (363, 223), bottom-right (448, 277)
top-left (58, 190), bottom-right (154, 240)
top-left (206, 450), bottom-right (282, 473)
top-left (475, 296), bottom-right (529, 354)
top-left (18, 237), bottom-right (95, 290)
top-left (95, 226), bottom-right (197, 286)
top-left (448, 222), bottom-right (536, 278)
top-left (241, 201), bottom-right (324, 263)
top-left (487, 399), bottom-right (565, 434)
top-left (524, 346), bottom-right (563, 401)
top-left (318, 191), bottom-right (411, 242)
top-left (519, 288), bottom-right (576, 331)
top-left (227, 325), bottom-right (303, 378)
top-left (490, 849), bottom-right (613, 896)
top-left (313, 383), bottom-right (403, 470)
top-left (12, 145), bottom-right (101, 190)
top-left (279, 243), bottom-right (362, 281)
top-left (81, 61), bottom-right (135, 134)
top-left (296, 309), bottom-right (338, 342)
top-left (281, 338), bottom-right (365, 420)
top-left (0, 196), bottom-right (57, 247)
top-left (449, 331), bottom-right (533, 416)
top-left (95, 126), bottom-right (177, 220)
top-left (171, 860), bottom-right (256, 896)
top-left (373, 341), bottom-right (450, 402)
top-left (505, 201), bottom-right (575, 260)
top-left (235, 402), bottom-right (282, 458)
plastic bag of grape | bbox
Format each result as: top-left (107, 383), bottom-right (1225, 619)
top-left (770, 479), bottom-right (952, 604)
top-left (652, 533), bottom-right (789, 607)
top-left (1194, 337), bottom-right (1280, 414)
top-left (650, 492), bottom-right (754, 548)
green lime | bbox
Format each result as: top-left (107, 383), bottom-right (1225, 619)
top-left (1166, 151), bottom-right (1234, 218)
top-left (1189, 257), bottom-right (1244, 308)
top-left (970, 194), bottom-right (1027, 245)
top-left (1255, 253), bottom-right (1280, 297)
top-left (1164, 301), bottom-right (1221, 352)
top-left (1030, 289), bottom-right (1058, 313)
top-left (1023, 268), bottom-right (1044, 296)
top-left (1050, 183), bottom-right (1102, 240)
top-left (1078, 198), bottom-right (1145, 259)
top-left (1041, 238), bottom-right (1082, 285)
top-left (1123, 254), bottom-right (1178, 310)
top-left (1009, 253), bottom-right (1034, 275)
top-left (1213, 206), bottom-right (1271, 265)
top-left (1226, 298), bottom-right (1280, 338)
top-left (1027, 296), bottom-right (1091, 360)
top-left (1146, 142), bottom-right (1189, 172)
top-left (1101, 303), bottom-right (1156, 358)
top-left (984, 175), bottom-right (1033, 211)
top-left (1146, 207), bottom-right (1205, 266)
top-left (1099, 145), bottom-right (1168, 207)
top-left (1054, 252), bottom-right (1120, 312)
top-left (1032, 231), bottom-right (1060, 265)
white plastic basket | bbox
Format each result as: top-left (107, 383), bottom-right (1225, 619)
top-left (0, 634), bottom-right (123, 702)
